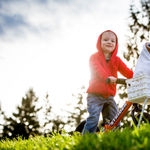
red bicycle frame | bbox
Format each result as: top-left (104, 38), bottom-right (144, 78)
top-left (104, 101), bottom-right (133, 132)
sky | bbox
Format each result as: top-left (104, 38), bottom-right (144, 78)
top-left (0, 0), bottom-right (133, 116)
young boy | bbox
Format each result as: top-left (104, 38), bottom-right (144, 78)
top-left (83, 30), bottom-right (133, 134)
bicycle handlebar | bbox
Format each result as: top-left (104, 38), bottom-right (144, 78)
top-left (106, 78), bottom-right (127, 84)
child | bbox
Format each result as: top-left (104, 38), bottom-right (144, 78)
top-left (133, 42), bottom-right (150, 78)
top-left (83, 30), bottom-right (133, 134)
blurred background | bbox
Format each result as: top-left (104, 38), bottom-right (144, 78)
top-left (0, 0), bottom-right (150, 139)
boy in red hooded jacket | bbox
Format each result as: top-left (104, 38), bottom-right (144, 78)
top-left (83, 30), bottom-right (133, 134)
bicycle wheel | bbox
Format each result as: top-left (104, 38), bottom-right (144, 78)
top-left (131, 103), bottom-right (150, 126)
top-left (132, 112), bottom-right (150, 126)
top-left (75, 120), bottom-right (100, 133)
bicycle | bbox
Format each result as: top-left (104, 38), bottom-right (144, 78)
top-left (75, 77), bottom-right (150, 133)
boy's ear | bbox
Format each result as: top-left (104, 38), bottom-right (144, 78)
top-left (146, 42), bottom-right (150, 52)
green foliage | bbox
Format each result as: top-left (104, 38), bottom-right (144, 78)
top-left (0, 102), bottom-right (4, 139)
top-left (125, 0), bottom-right (150, 66)
top-left (41, 93), bottom-right (53, 134)
top-left (118, 0), bottom-right (150, 128)
top-left (1, 125), bottom-right (150, 149)
top-left (1, 85), bottom-right (88, 138)
top-left (66, 86), bottom-right (87, 128)
top-left (2, 89), bottom-right (42, 139)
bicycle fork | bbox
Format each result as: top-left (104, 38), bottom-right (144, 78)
top-left (104, 101), bottom-right (133, 132)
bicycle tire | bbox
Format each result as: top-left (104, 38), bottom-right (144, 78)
top-left (75, 120), bottom-right (100, 133)
top-left (131, 104), bottom-right (150, 126)
top-left (132, 112), bottom-right (150, 126)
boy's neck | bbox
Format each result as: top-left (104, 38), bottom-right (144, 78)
top-left (103, 52), bottom-right (112, 58)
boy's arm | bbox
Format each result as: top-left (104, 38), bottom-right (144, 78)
top-left (118, 57), bottom-right (133, 78)
top-left (89, 54), bottom-right (109, 81)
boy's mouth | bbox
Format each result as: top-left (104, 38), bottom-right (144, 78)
top-left (106, 45), bottom-right (112, 47)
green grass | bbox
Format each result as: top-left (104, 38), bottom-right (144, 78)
top-left (1, 124), bottom-right (150, 150)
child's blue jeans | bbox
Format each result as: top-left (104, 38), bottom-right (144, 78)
top-left (83, 93), bottom-right (120, 134)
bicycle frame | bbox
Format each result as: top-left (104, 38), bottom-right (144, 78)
top-left (75, 76), bottom-right (150, 133)
top-left (104, 101), bottom-right (133, 132)
top-left (103, 78), bottom-right (134, 132)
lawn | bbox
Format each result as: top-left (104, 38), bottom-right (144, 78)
top-left (1, 124), bottom-right (150, 150)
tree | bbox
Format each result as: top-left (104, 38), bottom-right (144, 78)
top-left (41, 93), bottom-right (67, 135)
top-left (67, 86), bottom-right (87, 129)
top-left (118, 0), bottom-right (150, 128)
top-left (124, 0), bottom-right (150, 67)
top-left (41, 93), bottom-right (52, 134)
top-left (0, 102), bottom-right (4, 139)
top-left (2, 89), bottom-right (42, 139)
top-left (51, 115), bottom-right (66, 133)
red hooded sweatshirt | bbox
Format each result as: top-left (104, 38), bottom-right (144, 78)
top-left (86, 30), bottom-right (133, 98)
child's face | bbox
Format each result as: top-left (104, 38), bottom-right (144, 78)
top-left (101, 32), bottom-right (117, 55)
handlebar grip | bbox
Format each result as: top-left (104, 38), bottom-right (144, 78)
top-left (116, 78), bottom-right (126, 84)
top-left (106, 78), bottom-right (126, 84)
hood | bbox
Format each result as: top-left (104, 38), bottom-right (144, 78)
top-left (96, 30), bottom-right (119, 60)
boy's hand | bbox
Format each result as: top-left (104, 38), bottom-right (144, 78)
top-left (108, 76), bottom-right (117, 85)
